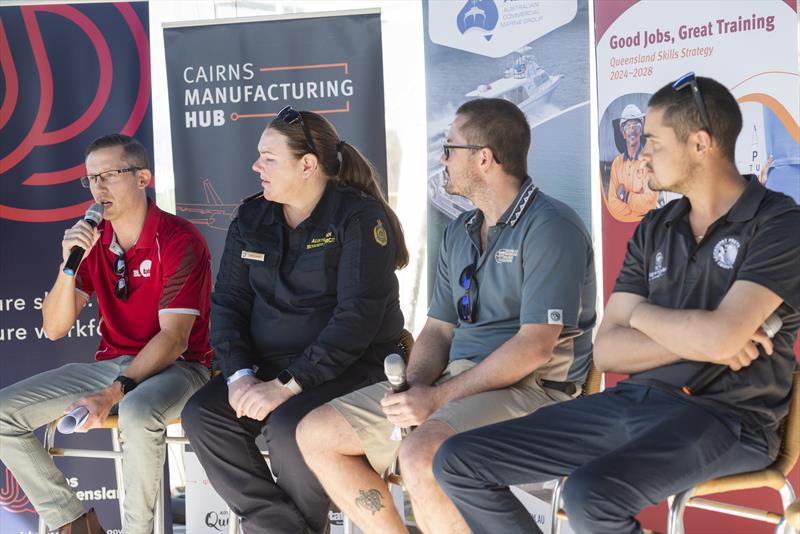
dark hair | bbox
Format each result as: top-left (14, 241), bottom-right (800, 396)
top-left (455, 98), bottom-right (531, 180)
top-left (85, 134), bottom-right (150, 169)
top-left (648, 76), bottom-right (742, 160)
top-left (268, 112), bottom-right (409, 269)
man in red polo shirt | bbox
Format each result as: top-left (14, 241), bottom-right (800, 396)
top-left (0, 134), bottom-right (213, 533)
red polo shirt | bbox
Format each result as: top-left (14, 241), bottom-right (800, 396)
top-left (75, 200), bottom-right (213, 367)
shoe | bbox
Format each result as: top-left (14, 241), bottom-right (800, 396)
top-left (57, 508), bottom-right (105, 534)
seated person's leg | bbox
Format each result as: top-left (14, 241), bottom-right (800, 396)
top-left (181, 374), bottom-right (278, 530)
top-left (434, 388), bottom-right (628, 534)
top-left (0, 360), bottom-right (118, 529)
top-left (117, 360), bottom-right (209, 533)
top-left (298, 382), bottom-right (408, 534)
top-left (560, 387), bottom-right (772, 534)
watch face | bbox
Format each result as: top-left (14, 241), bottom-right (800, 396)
top-left (277, 370), bottom-right (292, 385)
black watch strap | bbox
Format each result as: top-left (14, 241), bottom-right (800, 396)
top-left (114, 375), bottom-right (138, 395)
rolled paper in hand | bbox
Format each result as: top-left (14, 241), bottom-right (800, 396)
top-left (57, 406), bottom-right (90, 434)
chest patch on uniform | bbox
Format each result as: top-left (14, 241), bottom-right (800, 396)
top-left (241, 251), bottom-right (265, 262)
top-left (494, 248), bottom-right (518, 263)
top-left (713, 238), bottom-right (740, 269)
top-left (307, 231), bottom-right (337, 250)
top-left (649, 251), bottom-right (667, 281)
top-left (373, 219), bottom-right (388, 247)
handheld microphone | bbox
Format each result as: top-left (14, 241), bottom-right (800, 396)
top-left (384, 353), bottom-right (410, 440)
top-left (63, 203), bottom-right (104, 277)
top-left (384, 353), bottom-right (409, 394)
top-left (682, 313), bottom-right (783, 396)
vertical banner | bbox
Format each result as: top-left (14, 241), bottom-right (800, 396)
top-left (594, 1), bottom-right (799, 532)
top-left (0, 2), bottom-right (152, 532)
top-left (164, 10), bottom-right (387, 276)
top-left (423, 0), bottom-right (592, 292)
top-left (595, 0), bottom-right (799, 302)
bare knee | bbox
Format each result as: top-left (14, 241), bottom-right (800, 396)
top-left (297, 404), bottom-right (356, 459)
top-left (398, 431), bottom-right (443, 490)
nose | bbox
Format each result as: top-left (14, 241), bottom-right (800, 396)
top-left (252, 157), bottom-right (263, 174)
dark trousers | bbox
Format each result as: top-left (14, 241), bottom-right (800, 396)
top-left (433, 382), bottom-right (773, 534)
top-left (182, 361), bottom-right (384, 534)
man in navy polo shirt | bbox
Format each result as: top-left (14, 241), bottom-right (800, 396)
top-left (434, 75), bottom-right (800, 534)
top-left (0, 134), bottom-right (213, 533)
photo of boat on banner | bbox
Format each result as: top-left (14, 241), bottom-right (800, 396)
top-left (425, 0), bottom-right (590, 221)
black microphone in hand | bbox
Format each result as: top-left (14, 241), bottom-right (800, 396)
top-left (63, 203), bottom-right (104, 277)
top-left (384, 353), bottom-right (409, 393)
top-left (682, 313), bottom-right (783, 396)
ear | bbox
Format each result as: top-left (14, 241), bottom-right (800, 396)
top-left (136, 169), bottom-right (152, 189)
top-left (692, 129), bottom-right (713, 157)
top-left (479, 147), bottom-right (496, 172)
top-left (301, 153), bottom-right (318, 177)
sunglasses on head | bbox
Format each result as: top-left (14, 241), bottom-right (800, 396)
top-left (277, 106), bottom-right (319, 156)
top-left (671, 72), bottom-right (713, 135)
top-left (114, 252), bottom-right (129, 301)
top-left (457, 263), bottom-right (478, 323)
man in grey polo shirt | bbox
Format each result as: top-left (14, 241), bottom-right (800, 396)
top-left (297, 98), bottom-right (595, 534)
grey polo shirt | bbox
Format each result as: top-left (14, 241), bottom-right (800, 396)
top-left (428, 177), bottom-right (597, 384)
top-left (614, 175), bottom-right (800, 447)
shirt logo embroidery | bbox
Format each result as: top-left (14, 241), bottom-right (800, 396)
top-left (494, 248), bottom-right (518, 263)
top-left (713, 238), bottom-right (740, 269)
top-left (548, 309), bottom-right (563, 325)
top-left (373, 219), bottom-right (388, 247)
top-left (133, 259), bottom-right (152, 278)
top-left (307, 231), bottom-right (336, 250)
top-left (648, 251), bottom-right (667, 281)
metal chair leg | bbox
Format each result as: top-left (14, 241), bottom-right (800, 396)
top-left (777, 482), bottom-right (799, 534)
top-left (667, 489), bottom-right (694, 534)
top-left (228, 511), bottom-right (240, 534)
top-left (550, 477), bottom-right (566, 534)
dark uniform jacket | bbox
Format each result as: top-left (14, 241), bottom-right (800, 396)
top-left (212, 182), bottom-right (405, 389)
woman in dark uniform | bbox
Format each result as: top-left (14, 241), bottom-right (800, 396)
top-left (182, 107), bottom-right (408, 534)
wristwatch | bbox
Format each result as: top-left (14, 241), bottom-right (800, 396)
top-left (113, 375), bottom-right (138, 396)
top-left (277, 370), bottom-right (303, 395)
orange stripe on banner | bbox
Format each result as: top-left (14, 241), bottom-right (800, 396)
top-left (737, 93), bottom-right (800, 145)
top-left (259, 63), bottom-right (348, 74)
top-left (231, 101), bottom-right (350, 121)
top-left (730, 71), bottom-right (799, 90)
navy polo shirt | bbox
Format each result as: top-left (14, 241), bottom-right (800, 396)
top-left (614, 175), bottom-right (800, 443)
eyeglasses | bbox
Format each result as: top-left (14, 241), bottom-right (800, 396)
top-left (79, 167), bottom-right (142, 188)
top-left (672, 72), bottom-right (713, 135)
top-left (277, 106), bottom-right (318, 156)
top-left (113, 252), bottom-right (129, 301)
top-left (621, 121), bottom-right (643, 132)
top-left (457, 263), bottom-right (478, 323)
top-left (442, 144), bottom-right (501, 163)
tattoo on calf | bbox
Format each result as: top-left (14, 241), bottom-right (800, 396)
top-left (355, 489), bottom-right (386, 515)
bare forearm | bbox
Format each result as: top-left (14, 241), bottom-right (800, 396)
top-left (594, 323), bottom-right (682, 374)
top-left (121, 330), bottom-right (188, 383)
top-left (630, 303), bottom-right (727, 362)
top-left (406, 327), bottom-right (450, 386)
top-left (437, 333), bottom-right (549, 404)
top-left (42, 269), bottom-right (81, 339)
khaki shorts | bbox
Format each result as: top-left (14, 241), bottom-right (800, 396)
top-left (329, 359), bottom-right (572, 475)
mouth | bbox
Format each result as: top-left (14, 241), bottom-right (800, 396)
top-left (98, 200), bottom-right (113, 208)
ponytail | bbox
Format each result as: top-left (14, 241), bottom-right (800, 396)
top-left (337, 141), bottom-right (409, 269)
top-left (269, 111), bottom-right (409, 270)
